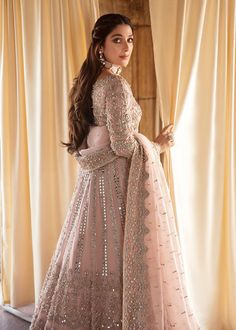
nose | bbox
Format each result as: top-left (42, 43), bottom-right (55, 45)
top-left (123, 40), bottom-right (130, 52)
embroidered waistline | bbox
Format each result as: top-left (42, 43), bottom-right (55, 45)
top-left (74, 145), bottom-right (119, 171)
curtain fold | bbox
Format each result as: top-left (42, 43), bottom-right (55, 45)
top-left (0, 0), bottom-right (99, 307)
top-left (149, 0), bottom-right (236, 329)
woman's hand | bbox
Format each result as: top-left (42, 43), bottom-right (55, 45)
top-left (154, 124), bottom-right (175, 153)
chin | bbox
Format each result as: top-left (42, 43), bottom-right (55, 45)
top-left (112, 56), bottom-right (129, 66)
top-left (118, 60), bottom-right (130, 67)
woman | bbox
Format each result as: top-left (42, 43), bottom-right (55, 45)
top-left (30, 13), bottom-right (200, 330)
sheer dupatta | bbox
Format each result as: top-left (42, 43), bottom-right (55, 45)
top-left (122, 132), bottom-right (200, 330)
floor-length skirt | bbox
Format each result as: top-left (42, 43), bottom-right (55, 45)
top-left (30, 133), bottom-right (201, 330)
top-left (30, 156), bottom-right (130, 329)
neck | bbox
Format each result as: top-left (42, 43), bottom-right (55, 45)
top-left (103, 60), bottom-right (122, 75)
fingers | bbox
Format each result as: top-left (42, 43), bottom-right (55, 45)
top-left (165, 125), bottom-right (174, 143)
top-left (169, 124), bottom-right (174, 133)
top-left (155, 124), bottom-right (175, 152)
top-left (162, 123), bottom-right (174, 135)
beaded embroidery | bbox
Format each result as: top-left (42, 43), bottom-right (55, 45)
top-left (30, 74), bottom-right (200, 330)
top-left (92, 74), bottom-right (142, 158)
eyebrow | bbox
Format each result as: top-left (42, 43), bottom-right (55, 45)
top-left (110, 33), bottom-right (133, 38)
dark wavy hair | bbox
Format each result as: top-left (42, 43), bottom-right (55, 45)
top-left (60, 13), bottom-right (134, 155)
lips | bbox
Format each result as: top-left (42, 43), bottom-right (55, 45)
top-left (119, 55), bottom-right (129, 59)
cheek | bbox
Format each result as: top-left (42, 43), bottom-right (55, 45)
top-left (104, 43), bottom-right (120, 57)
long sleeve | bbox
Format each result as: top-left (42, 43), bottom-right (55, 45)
top-left (105, 75), bottom-right (139, 158)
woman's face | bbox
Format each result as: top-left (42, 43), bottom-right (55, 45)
top-left (101, 24), bottom-right (134, 67)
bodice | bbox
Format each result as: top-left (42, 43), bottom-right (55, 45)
top-left (92, 74), bottom-right (142, 132)
top-left (76, 74), bottom-right (143, 161)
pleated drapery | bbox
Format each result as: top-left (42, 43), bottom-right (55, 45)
top-left (1, 1), bottom-right (236, 329)
top-left (0, 0), bottom-right (99, 307)
top-left (149, 1), bottom-right (236, 329)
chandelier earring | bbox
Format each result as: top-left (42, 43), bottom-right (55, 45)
top-left (98, 49), bottom-right (106, 66)
top-left (99, 50), bottom-right (112, 69)
top-left (98, 48), bottom-right (122, 75)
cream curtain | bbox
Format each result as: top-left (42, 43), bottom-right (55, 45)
top-left (149, 0), bottom-right (236, 329)
top-left (0, 0), bottom-right (99, 307)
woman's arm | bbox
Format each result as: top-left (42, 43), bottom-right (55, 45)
top-left (105, 75), bottom-right (139, 158)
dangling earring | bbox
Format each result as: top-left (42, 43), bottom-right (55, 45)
top-left (99, 49), bottom-right (112, 68)
top-left (98, 48), bottom-right (122, 74)
top-left (99, 49), bottom-right (105, 65)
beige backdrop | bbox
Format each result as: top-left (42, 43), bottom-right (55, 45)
top-left (0, 0), bottom-right (99, 306)
top-left (149, 0), bottom-right (236, 329)
top-left (1, 1), bottom-right (236, 329)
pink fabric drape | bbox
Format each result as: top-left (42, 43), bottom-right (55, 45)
top-left (122, 132), bottom-right (200, 329)
top-left (78, 125), bottom-right (201, 328)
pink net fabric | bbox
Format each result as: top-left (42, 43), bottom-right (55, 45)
top-left (121, 132), bottom-right (200, 329)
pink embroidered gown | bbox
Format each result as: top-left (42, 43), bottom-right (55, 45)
top-left (30, 74), bottom-right (201, 329)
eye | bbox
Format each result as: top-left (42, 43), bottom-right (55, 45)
top-left (113, 38), bottom-right (134, 43)
top-left (112, 38), bottom-right (122, 43)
